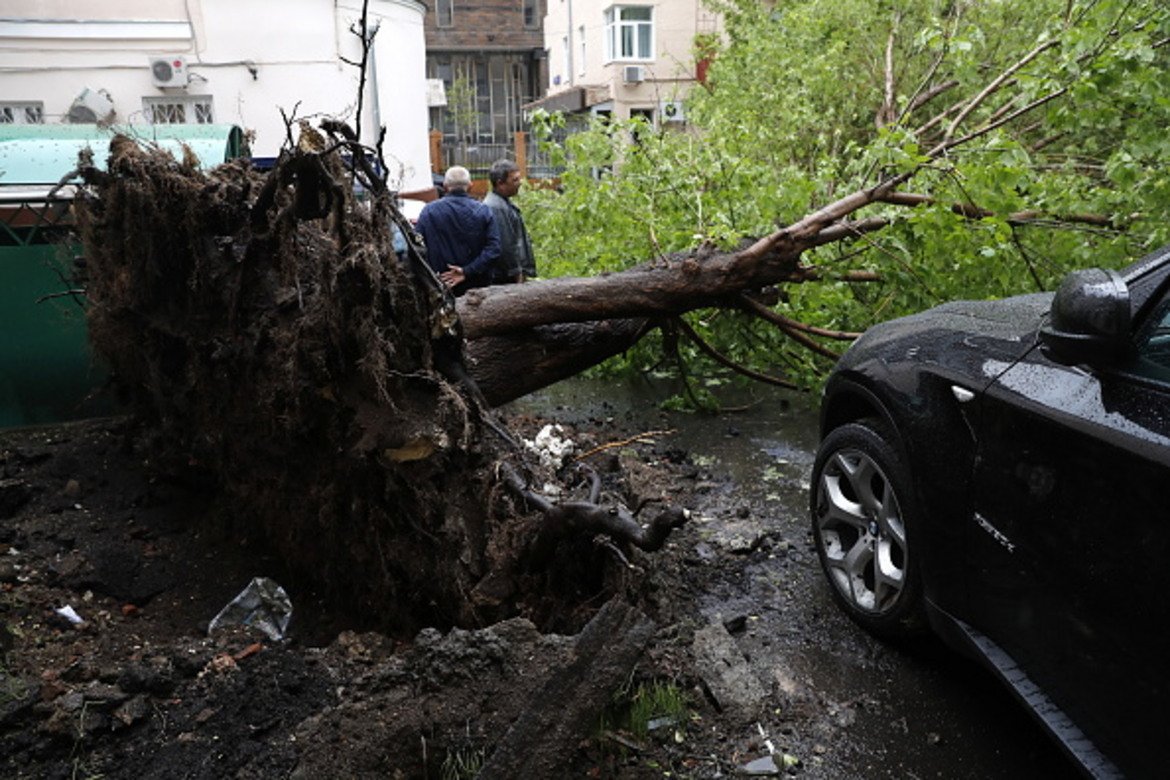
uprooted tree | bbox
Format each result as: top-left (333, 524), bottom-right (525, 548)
top-left (71, 0), bottom-right (1167, 641)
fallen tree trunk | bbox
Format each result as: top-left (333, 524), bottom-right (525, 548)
top-left (466, 319), bottom-right (650, 407)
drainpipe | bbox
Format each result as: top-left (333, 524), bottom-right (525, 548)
top-left (366, 21), bottom-right (383, 144)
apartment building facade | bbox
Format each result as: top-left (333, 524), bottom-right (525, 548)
top-left (534, 0), bottom-right (719, 126)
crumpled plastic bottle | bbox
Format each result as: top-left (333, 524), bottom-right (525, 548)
top-left (207, 577), bottom-right (292, 641)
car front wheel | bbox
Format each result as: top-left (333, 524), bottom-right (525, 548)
top-left (810, 419), bottom-right (924, 639)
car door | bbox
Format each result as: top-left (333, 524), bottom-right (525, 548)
top-left (965, 291), bottom-right (1170, 777)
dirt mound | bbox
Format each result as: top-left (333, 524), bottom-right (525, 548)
top-left (0, 416), bottom-right (738, 779)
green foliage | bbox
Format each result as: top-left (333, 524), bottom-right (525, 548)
top-left (599, 679), bottom-right (692, 740)
top-left (446, 75), bottom-right (479, 143)
top-left (440, 745), bottom-right (485, 780)
top-left (523, 0), bottom-right (1170, 391)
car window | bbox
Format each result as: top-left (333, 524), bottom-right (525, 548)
top-left (1131, 297), bottom-right (1170, 383)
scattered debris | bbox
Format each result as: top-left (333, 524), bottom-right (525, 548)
top-left (207, 577), bottom-right (292, 641)
top-left (692, 621), bottom-right (767, 716)
top-left (53, 604), bottom-right (84, 625)
top-left (523, 424), bottom-right (576, 469)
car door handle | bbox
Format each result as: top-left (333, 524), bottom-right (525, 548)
top-left (952, 385), bottom-right (975, 403)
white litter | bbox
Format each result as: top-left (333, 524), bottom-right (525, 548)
top-left (523, 424), bottom-right (576, 469)
top-left (55, 605), bottom-right (84, 625)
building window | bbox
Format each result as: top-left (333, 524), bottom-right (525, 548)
top-left (604, 6), bottom-right (653, 61)
top-left (0, 102), bottom-right (45, 124)
top-left (578, 25), bottom-right (586, 76)
top-left (143, 96), bottom-right (214, 124)
top-left (437, 0), bottom-right (453, 28)
top-left (427, 53), bottom-right (536, 150)
top-left (561, 35), bottom-right (570, 86)
top-left (523, 0), bottom-right (538, 29)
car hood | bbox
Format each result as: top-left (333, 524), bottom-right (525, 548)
top-left (837, 292), bottom-right (1053, 389)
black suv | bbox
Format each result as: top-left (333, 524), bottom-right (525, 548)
top-left (811, 243), bottom-right (1170, 779)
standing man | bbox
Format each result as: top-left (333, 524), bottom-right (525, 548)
top-left (415, 165), bottom-right (501, 295)
top-left (483, 159), bottom-right (536, 283)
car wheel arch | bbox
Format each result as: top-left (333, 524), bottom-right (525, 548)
top-left (821, 379), bottom-right (896, 437)
top-left (818, 373), bottom-right (979, 622)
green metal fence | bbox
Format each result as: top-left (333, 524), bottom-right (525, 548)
top-left (0, 123), bottom-right (245, 427)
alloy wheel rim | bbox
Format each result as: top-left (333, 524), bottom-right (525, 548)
top-left (815, 447), bottom-right (907, 614)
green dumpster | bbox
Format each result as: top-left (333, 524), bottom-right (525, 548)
top-left (0, 123), bottom-right (246, 428)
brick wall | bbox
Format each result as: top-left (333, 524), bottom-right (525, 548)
top-left (424, 0), bottom-right (544, 50)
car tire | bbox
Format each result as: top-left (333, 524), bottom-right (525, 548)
top-left (810, 418), bottom-right (926, 640)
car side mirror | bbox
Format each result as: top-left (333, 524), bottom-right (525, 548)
top-left (1039, 268), bottom-right (1131, 365)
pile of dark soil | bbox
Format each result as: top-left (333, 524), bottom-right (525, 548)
top-left (1, 410), bottom-right (809, 779)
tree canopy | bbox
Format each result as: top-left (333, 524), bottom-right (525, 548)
top-left (522, 0), bottom-right (1170, 392)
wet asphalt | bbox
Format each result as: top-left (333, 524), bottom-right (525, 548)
top-left (510, 376), bottom-right (1075, 780)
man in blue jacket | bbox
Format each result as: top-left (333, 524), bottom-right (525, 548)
top-left (416, 166), bottom-right (501, 295)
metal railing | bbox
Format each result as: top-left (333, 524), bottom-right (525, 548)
top-left (436, 132), bottom-right (567, 182)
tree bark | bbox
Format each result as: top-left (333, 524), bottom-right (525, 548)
top-left (466, 319), bottom-right (650, 407)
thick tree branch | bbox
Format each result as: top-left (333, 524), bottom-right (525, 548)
top-left (878, 191), bottom-right (1116, 227)
top-left (466, 320), bottom-right (650, 406)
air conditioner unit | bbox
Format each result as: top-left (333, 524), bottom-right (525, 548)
top-left (66, 87), bottom-right (116, 125)
top-left (426, 78), bottom-right (448, 108)
top-left (660, 99), bottom-right (686, 123)
top-left (623, 65), bottom-right (645, 84)
top-left (150, 56), bottom-right (188, 88)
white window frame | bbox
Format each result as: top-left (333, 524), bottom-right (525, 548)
top-left (578, 25), bottom-right (587, 76)
top-left (604, 5), bottom-right (653, 62)
top-left (143, 95), bottom-right (215, 125)
top-left (560, 34), bottom-right (570, 86)
top-left (0, 102), bottom-right (45, 124)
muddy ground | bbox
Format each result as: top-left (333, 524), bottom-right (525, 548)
top-left (0, 384), bottom-right (1067, 779)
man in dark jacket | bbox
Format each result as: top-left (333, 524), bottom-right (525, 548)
top-left (416, 165), bottom-right (501, 295)
top-left (483, 159), bottom-right (536, 283)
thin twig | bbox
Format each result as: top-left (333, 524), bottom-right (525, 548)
top-left (672, 315), bottom-right (807, 385)
top-left (573, 430), bottom-right (677, 463)
top-left (737, 295), bottom-right (861, 341)
top-left (349, 0), bottom-right (375, 143)
top-left (36, 289), bottom-right (87, 304)
top-left (928, 87), bottom-right (1068, 158)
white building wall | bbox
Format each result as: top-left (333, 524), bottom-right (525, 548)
top-left (0, 0), bottom-right (432, 194)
